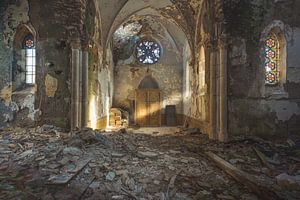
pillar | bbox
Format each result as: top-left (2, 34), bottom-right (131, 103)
top-left (81, 50), bottom-right (89, 127)
top-left (209, 46), bottom-right (217, 140)
top-left (78, 50), bottom-right (83, 127)
top-left (71, 41), bottom-right (81, 130)
top-left (216, 47), bottom-right (220, 136)
top-left (219, 38), bottom-right (228, 142)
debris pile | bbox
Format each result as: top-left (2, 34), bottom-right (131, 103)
top-left (203, 135), bottom-right (300, 199)
top-left (0, 126), bottom-right (298, 199)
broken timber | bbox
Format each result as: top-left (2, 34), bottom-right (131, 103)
top-left (205, 151), bottom-right (282, 200)
top-left (252, 146), bottom-right (275, 170)
top-left (47, 158), bottom-right (91, 185)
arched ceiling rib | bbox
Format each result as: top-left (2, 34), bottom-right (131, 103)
top-left (98, 0), bottom-right (128, 46)
top-left (98, 0), bottom-right (195, 50)
top-left (111, 13), bottom-right (186, 64)
top-left (111, 8), bottom-right (187, 51)
top-left (97, 0), bottom-right (211, 64)
top-left (195, 0), bottom-right (213, 47)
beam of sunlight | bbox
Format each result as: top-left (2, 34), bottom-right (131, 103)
top-left (136, 93), bottom-right (182, 121)
top-left (106, 96), bottom-right (110, 130)
top-left (89, 95), bottom-right (97, 130)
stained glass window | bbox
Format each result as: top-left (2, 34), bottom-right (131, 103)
top-left (265, 33), bottom-right (280, 85)
top-left (23, 34), bottom-right (36, 84)
top-left (137, 41), bottom-right (161, 64)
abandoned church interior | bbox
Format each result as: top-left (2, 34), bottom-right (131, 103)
top-left (0, 0), bottom-right (300, 199)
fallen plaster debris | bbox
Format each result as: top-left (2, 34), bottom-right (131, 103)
top-left (205, 151), bottom-right (281, 200)
top-left (0, 126), bottom-right (299, 199)
top-left (47, 158), bottom-right (91, 185)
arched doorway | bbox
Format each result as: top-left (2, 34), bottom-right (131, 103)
top-left (135, 76), bottom-right (161, 126)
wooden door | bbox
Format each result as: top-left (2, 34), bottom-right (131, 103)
top-left (136, 90), bottom-right (148, 126)
top-left (148, 90), bottom-right (161, 126)
top-left (135, 89), bottom-right (161, 126)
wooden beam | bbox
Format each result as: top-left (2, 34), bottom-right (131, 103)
top-left (205, 151), bottom-right (282, 200)
top-left (47, 158), bottom-right (91, 185)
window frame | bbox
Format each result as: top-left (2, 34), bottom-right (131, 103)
top-left (136, 40), bottom-right (162, 65)
top-left (261, 22), bottom-right (288, 98)
top-left (264, 32), bottom-right (280, 86)
top-left (23, 34), bottom-right (36, 85)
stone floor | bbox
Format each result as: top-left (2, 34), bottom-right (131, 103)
top-left (0, 126), bottom-right (299, 199)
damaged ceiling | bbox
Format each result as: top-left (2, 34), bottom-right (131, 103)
top-left (97, 0), bottom-right (204, 50)
top-left (112, 12), bottom-right (188, 64)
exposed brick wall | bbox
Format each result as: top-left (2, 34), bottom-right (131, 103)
top-left (29, 0), bottom-right (86, 40)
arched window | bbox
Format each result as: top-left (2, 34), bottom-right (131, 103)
top-left (23, 34), bottom-right (36, 84)
top-left (264, 32), bottom-right (280, 85)
top-left (198, 46), bottom-right (206, 95)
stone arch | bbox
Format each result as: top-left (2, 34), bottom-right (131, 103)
top-left (13, 24), bottom-right (36, 50)
top-left (111, 12), bottom-right (187, 67)
top-left (138, 75), bottom-right (159, 90)
top-left (194, 0), bottom-right (214, 112)
top-left (12, 23), bottom-right (37, 90)
top-left (195, 0), bottom-right (213, 48)
top-left (183, 0), bottom-right (213, 129)
top-left (105, 4), bottom-right (193, 61)
top-left (86, 0), bottom-right (102, 44)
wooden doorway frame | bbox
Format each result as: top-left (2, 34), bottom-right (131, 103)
top-left (135, 89), bottom-right (161, 127)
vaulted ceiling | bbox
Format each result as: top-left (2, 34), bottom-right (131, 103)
top-left (96, 0), bottom-right (204, 49)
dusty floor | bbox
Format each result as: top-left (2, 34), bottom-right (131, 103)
top-left (0, 126), bottom-right (299, 199)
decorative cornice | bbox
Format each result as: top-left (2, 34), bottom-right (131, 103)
top-left (201, 34), bottom-right (213, 49)
top-left (70, 38), bottom-right (81, 49)
top-left (218, 33), bottom-right (228, 48)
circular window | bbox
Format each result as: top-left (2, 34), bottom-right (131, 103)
top-left (136, 41), bottom-right (161, 64)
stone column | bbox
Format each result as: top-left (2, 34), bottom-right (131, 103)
top-left (218, 37), bottom-right (228, 142)
top-left (216, 48), bottom-right (220, 137)
top-left (209, 45), bottom-right (217, 140)
top-left (71, 40), bottom-right (81, 130)
top-left (78, 50), bottom-right (83, 127)
top-left (81, 50), bottom-right (89, 127)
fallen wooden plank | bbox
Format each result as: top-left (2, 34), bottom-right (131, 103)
top-left (79, 176), bottom-right (96, 200)
top-left (252, 147), bottom-right (275, 170)
top-left (205, 151), bottom-right (282, 200)
top-left (47, 158), bottom-right (91, 185)
top-left (121, 187), bottom-right (138, 200)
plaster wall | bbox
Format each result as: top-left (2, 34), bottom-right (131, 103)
top-left (227, 0), bottom-right (300, 138)
top-left (183, 42), bottom-right (209, 132)
top-left (0, 1), bottom-right (32, 127)
top-left (113, 39), bottom-right (183, 125)
top-left (0, 0), bottom-right (86, 128)
top-left (85, 0), bottom-right (114, 130)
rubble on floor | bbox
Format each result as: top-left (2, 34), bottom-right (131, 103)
top-left (203, 134), bottom-right (300, 200)
top-left (0, 126), bottom-right (298, 199)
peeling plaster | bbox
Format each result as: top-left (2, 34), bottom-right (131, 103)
top-left (271, 101), bottom-right (300, 122)
top-left (287, 27), bottom-right (300, 83)
top-left (229, 38), bottom-right (247, 66)
top-left (21, 94), bottom-right (35, 121)
top-left (0, 0), bottom-right (32, 127)
top-left (227, 2), bottom-right (300, 137)
top-left (45, 74), bottom-right (58, 98)
top-left (104, 0), bottom-right (193, 51)
top-left (0, 84), bottom-right (12, 105)
top-left (3, 0), bottom-right (30, 47)
top-left (1, 101), bottom-right (17, 123)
